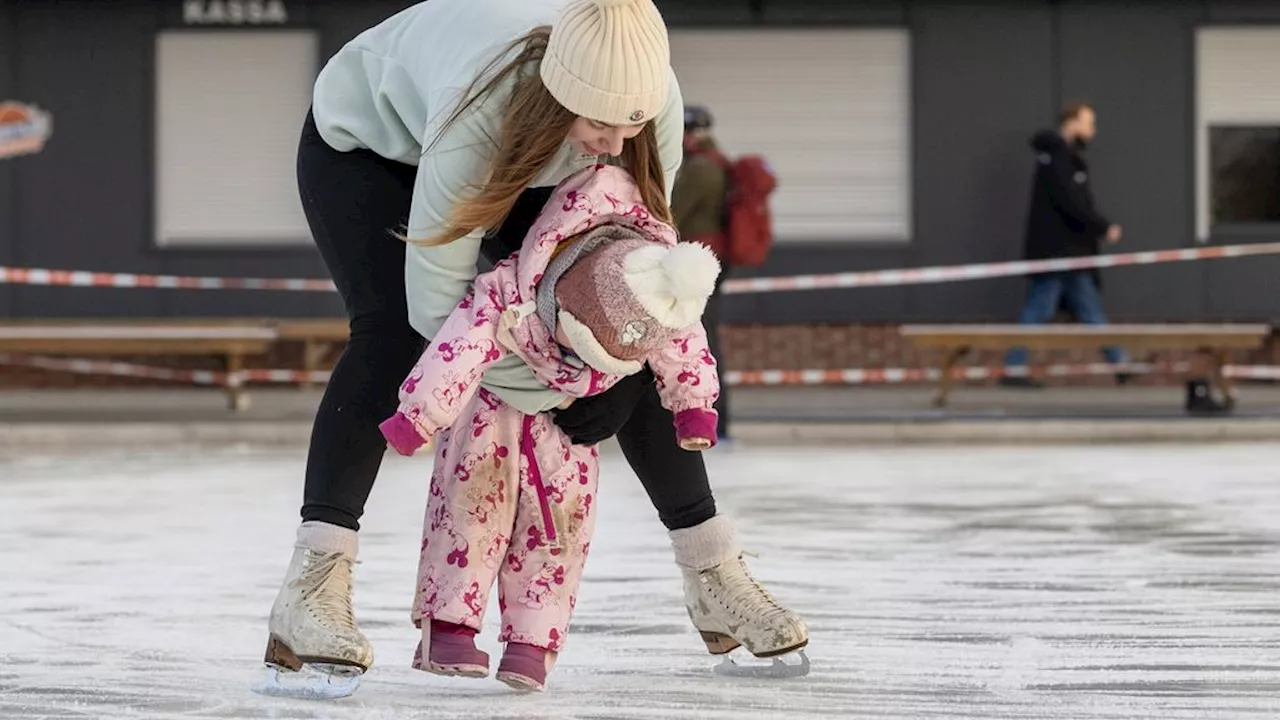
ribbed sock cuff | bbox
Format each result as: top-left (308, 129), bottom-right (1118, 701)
top-left (668, 515), bottom-right (740, 571)
top-left (297, 520), bottom-right (358, 558)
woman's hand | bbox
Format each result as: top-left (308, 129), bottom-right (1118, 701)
top-left (552, 367), bottom-right (654, 445)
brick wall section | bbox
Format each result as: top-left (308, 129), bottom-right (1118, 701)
top-left (1, 325), bottom-right (1277, 389)
top-left (720, 324), bottom-right (1280, 387)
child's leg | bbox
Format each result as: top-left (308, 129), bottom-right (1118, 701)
top-left (411, 390), bottom-right (522, 674)
top-left (496, 414), bottom-right (599, 689)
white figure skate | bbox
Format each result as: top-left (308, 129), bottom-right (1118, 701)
top-left (671, 516), bottom-right (810, 679)
top-left (252, 521), bottom-right (373, 700)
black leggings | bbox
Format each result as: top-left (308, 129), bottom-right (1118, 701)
top-left (296, 110), bottom-right (716, 533)
top-left (701, 276), bottom-right (730, 439)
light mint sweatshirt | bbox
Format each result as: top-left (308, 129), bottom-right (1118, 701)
top-left (311, 0), bottom-right (684, 414)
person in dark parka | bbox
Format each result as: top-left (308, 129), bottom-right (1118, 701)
top-left (1003, 101), bottom-right (1127, 386)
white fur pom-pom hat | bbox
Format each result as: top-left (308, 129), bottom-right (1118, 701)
top-left (554, 236), bottom-right (721, 375)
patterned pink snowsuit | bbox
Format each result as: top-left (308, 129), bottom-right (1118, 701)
top-left (381, 165), bottom-right (720, 654)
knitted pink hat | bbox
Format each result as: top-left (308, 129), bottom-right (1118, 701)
top-left (554, 231), bottom-right (720, 375)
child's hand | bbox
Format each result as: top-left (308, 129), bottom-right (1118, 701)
top-left (673, 408), bottom-right (718, 451)
top-left (679, 437), bottom-right (713, 451)
top-left (380, 412), bottom-right (430, 456)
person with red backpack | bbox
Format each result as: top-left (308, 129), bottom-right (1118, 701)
top-left (673, 106), bottom-right (778, 441)
top-left (674, 106), bottom-right (731, 440)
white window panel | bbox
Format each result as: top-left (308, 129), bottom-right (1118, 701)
top-left (1195, 27), bottom-right (1280, 241)
top-left (154, 29), bottom-right (316, 247)
top-left (670, 29), bottom-right (912, 242)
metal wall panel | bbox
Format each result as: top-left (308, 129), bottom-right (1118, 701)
top-left (0, 0), bottom-right (13, 317)
top-left (3, 0), bottom-right (1274, 325)
top-left (671, 28), bottom-right (911, 243)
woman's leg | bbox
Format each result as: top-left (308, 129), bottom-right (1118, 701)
top-left (619, 380), bottom-right (807, 658)
top-left (298, 113), bottom-right (424, 531)
top-left (263, 110), bottom-right (420, 684)
top-left (701, 275), bottom-right (731, 439)
top-left (615, 381), bottom-right (718, 530)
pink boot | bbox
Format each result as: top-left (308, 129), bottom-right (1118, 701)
top-left (412, 621), bottom-right (489, 678)
top-left (495, 643), bottom-right (556, 692)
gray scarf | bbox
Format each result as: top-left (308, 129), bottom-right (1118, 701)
top-left (535, 224), bottom-right (648, 338)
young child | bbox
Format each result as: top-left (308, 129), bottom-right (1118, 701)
top-left (379, 164), bottom-right (722, 692)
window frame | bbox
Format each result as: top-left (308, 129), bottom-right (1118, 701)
top-left (1194, 25), bottom-right (1280, 244)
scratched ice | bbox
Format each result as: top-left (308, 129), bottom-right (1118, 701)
top-left (2, 443), bottom-right (1279, 719)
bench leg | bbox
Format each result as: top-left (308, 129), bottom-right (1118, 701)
top-left (1208, 349), bottom-right (1237, 410)
top-left (225, 352), bottom-right (250, 413)
top-left (933, 347), bottom-right (967, 408)
top-left (301, 340), bottom-right (325, 391)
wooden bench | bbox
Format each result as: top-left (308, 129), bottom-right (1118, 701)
top-left (273, 319), bottom-right (349, 389)
top-left (900, 324), bottom-right (1272, 408)
top-left (0, 320), bottom-right (278, 411)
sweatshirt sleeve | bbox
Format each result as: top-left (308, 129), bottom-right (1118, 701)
top-left (655, 68), bottom-right (685, 204)
top-left (380, 274), bottom-right (509, 455)
top-left (647, 326), bottom-right (721, 450)
top-left (402, 92), bottom-right (502, 344)
top-left (401, 81), bottom-right (565, 416)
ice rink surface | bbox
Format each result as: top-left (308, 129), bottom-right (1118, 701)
top-left (2, 442), bottom-right (1279, 719)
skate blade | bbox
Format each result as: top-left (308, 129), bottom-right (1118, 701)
top-left (251, 663), bottom-right (363, 700)
top-left (713, 649), bottom-right (811, 679)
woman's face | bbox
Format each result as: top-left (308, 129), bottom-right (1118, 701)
top-left (567, 117), bottom-right (646, 157)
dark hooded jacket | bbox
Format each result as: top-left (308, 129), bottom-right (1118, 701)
top-left (1023, 131), bottom-right (1112, 261)
top-left (672, 136), bottom-right (729, 261)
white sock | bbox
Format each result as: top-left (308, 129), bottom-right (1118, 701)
top-left (669, 515), bottom-right (740, 572)
top-left (297, 520), bottom-right (358, 558)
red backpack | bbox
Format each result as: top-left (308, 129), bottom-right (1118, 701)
top-left (710, 153), bottom-right (778, 268)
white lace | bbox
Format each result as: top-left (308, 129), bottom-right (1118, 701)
top-left (710, 557), bottom-right (790, 623)
top-left (300, 550), bottom-right (358, 635)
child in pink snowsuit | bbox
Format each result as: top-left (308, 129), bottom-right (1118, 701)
top-left (379, 164), bottom-right (722, 692)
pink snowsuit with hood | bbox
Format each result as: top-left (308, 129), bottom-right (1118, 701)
top-left (380, 164), bottom-right (720, 654)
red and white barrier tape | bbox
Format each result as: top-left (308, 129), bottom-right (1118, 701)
top-left (727, 363), bottom-right (1129, 386)
top-left (725, 363), bottom-right (1280, 386)
top-left (3, 242), bottom-right (1279, 296)
top-left (0, 267), bottom-right (335, 292)
top-left (0, 353), bottom-right (331, 388)
top-left (3, 353), bottom-right (1276, 389)
top-left (721, 242), bottom-right (1280, 294)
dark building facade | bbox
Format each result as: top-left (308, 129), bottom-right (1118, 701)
top-left (2, 0), bottom-right (1279, 328)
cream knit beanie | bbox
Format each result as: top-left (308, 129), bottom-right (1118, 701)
top-left (540, 0), bottom-right (671, 126)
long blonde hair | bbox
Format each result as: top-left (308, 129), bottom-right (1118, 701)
top-left (412, 26), bottom-right (672, 246)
